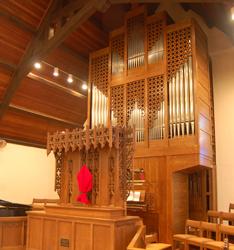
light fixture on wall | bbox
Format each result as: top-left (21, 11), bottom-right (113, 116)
top-left (53, 67), bottom-right (59, 77)
top-left (67, 74), bottom-right (73, 83)
top-left (231, 6), bottom-right (234, 21)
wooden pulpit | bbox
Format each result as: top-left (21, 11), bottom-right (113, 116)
top-left (26, 126), bottom-right (141, 250)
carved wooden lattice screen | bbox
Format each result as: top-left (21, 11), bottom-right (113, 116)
top-left (127, 14), bottom-right (145, 70)
top-left (147, 19), bottom-right (164, 64)
top-left (90, 52), bottom-right (109, 128)
top-left (126, 79), bottom-right (145, 142)
top-left (166, 26), bottom-right (194, 138)
top-left (147, 75), bottom-right (164, 140)
top-left (110, 84), bottom-right (125, 126)
top-left (111, 34), bottom-right (125, 75)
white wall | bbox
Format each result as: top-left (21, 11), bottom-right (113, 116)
top-left (212, 48), bottom-right (234, 212)
top-left (0, 143), bottom-right (58, 204)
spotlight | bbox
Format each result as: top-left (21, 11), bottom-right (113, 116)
top-left (231, 6), bottom-right (234, 21)
top-left (82, 82), bottom-right (88, 90)
top-left (67, 74), bottom-right (73, 83)
top-left (34, 62), bottom-right (41, 69)
top-left (53, 67), bottom-right (59, 77)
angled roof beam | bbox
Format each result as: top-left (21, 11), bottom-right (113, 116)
top-left (0, 0), bottom-right (109, 118)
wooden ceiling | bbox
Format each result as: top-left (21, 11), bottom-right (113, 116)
top-left (0, 0), bottom-right (233, 148)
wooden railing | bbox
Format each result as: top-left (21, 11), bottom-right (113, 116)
top-left (127, 225), bottom-right (146, 250)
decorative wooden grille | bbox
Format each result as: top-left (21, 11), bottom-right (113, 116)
top-left (126, 79), bottom-right (145, 123)
top-left (111, 34), bottom-right (125, 75)
top-left (166, 26), bottom-right (192, 78)
top-left (54, 151), bottom-right (63, 197)
top-left (127, 14), bottom-right (145, 69)
top-left (147, 19), bottom-right (164, 64)
top-left (147, 75), bottom-right (164, 128)
top-left (90, 53), bottom-right (109, 96)
top-left (110, 85), bottom-right (125, 126)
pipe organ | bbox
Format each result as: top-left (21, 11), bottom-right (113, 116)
top-left (88, 6), bottom-right (215, 243)
top-left (88, 8), bottom-right (197, 144)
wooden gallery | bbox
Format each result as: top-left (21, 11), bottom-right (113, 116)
top-left (0, 1), bottom-right (233, 250)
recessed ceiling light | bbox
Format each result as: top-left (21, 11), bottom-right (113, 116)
top-left (34, 62), bottom-right (41, 69)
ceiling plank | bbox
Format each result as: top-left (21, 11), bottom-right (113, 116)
top-left (0, 8), bottom-right (36, 35)
top-left (0, 0), bottom-right (109, 118)
top-left (0, 59), bottom-right (17, 72)
top-left (59, 44), bottom-right (89, 65)
top-left (9, 104), bottom-right (83, 127)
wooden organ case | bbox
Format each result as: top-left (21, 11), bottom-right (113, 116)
top-left (88, 6), bottom-right (215, 242)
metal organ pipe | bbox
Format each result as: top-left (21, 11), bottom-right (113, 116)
top-left (188, 56), bottom-right (195, 134)
top-left (149, 100), bottom-right (164, 140)
top-left (179, 66), bottom-right (185, 136)
top-left (129, 103), bottom-right (144, 142)
top-left (127, 16), bottom-right (144, 70)
top-left (91, 86), bottom-right (108, 128)
top-left (168, 56), bottom-right (195, 138)
top-left (148, 33), bottom-right (164, 64)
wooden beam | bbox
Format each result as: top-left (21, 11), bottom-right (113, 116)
top-left (0, 0), bottom-right (109, 118)
top-left (0, 8), bottom-right (36, 35)
top-left (27, 72), bottom-right (87, 99)
top-left (9, 104), bottom-right (83, 127)
top-left (0, 59), bottom-right (17, 72)
top-left (51, 0), bottom-right (86, 21)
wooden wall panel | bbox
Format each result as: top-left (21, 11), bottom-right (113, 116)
top-left (57, 221), bottom-right (72, 250)
top-left (0, 217), bottom-right (27, 250)
top-left (27, 213), bottom-right (140, 250)
top-left (74, 223), bottom-right (92, 250)
top-left (42, 219), bottom-right (57, 250)
top-left (172, 172), bottom-right (188, 234)
top-left (194, 24), bottom-right (213, 161)
top-left (199, 130), bottom-right (212, 157)
top-left (199, 114), bottom-right (211, 134)
top-left (93, 225), bottom-right (111, 250)
top-left (2, 222), bottom-right (22, 247)
top-left (27, 218), bottom-right (42, 250)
